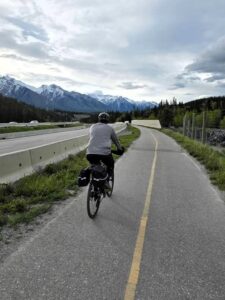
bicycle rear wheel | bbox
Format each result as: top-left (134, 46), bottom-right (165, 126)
top-left (106, 171), bottom-right (114, 197)
top-left (87, 182), bottom-right (100, 218)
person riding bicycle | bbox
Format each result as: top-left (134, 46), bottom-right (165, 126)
top-left (86, 112), bottom-right (124, 180)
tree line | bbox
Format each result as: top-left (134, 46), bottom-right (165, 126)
top-left (80, 96), bottom-right (225, 129)
top-left (2, 92), bottom-right (225, 128)
top-left (131, 96), bottom-right (225, 128)
top-left (0, 94), bottom-right (82, 122)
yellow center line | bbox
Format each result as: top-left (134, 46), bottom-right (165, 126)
top-left (124, 132), bottom-right (158, 300)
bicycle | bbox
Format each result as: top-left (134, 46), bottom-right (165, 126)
top-left (87, 148), bottom-right (123, 219)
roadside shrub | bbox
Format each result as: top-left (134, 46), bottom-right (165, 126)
top-left (162, 129), bottom-right (225, 190)
top-left (44, 163), bottom-right (62, 175)
top-left (0, 199), bottom-right (27, 214)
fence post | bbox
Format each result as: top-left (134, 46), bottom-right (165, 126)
top-left (202, 111), bottom-right (206, 143)
top-left (183, 113), bottom-right (187, 136)
top-left (191, 113), bottom-right (195, 139)
top-left (187, 119), bottom-right (191, 137)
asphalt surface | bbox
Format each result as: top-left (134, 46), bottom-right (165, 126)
top-left (0, 124), bottom-right (123, 155)
top-left (0, 128), bottom-right (89, 155)
top-left (0, 127), bottom-right (224, 299)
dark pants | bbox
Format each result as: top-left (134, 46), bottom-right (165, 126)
top-left (86, 154), bottom-right (114, 175)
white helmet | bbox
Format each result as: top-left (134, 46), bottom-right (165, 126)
top-left (98, 112), bottom-right (110, 123)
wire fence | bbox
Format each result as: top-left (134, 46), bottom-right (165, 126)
top-left (172, 112), bottom-right (225, 148)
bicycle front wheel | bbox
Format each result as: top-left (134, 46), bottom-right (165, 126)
top-left (87, 182), bottom-right (100, 218)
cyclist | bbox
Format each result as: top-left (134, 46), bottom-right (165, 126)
top-left (86, 112), bottom-right (124, 181)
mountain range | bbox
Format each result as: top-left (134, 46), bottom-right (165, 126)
top-left (0, 76), bottom-right (157, 113)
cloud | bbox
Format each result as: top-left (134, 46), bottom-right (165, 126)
top-left (170, 73), bottom-right (201, 90)
top-left (216, 82), bottom-right (225, 88)
top-left (20, 72), bottom-right (98, 89)
top-left (1, 0), bottom-right (225, 102)
top-left (186, 37), bottom-right (225, 77)
top-left (5, 16), bottom-right (48, 42)
top-left (169, 82), bottom-right (186, 90)
top-left (0, 53), bottom-right (29, 62)
top-left (205, 74), bottom-right (225, 82)
top-left (0, 29), bottom-right (50, 59)
top-left (118, 82), bottom-right (148, 90)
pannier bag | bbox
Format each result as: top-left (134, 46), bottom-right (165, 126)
top-left (78, 167), bottom-right (91, 187)
top-left (92, 165), bottom-right (108, 187)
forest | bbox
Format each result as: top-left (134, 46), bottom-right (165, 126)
top-left (1, 93), bottom-right (225, 129)
top-left (0, 94), bottom-right (81, 122)
top-left (130, 96), bottom-right (225, 129)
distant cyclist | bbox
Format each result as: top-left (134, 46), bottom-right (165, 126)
top-left (86, 112), bottom-right (124, 177)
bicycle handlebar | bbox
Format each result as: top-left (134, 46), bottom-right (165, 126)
top-left (111, 146), bottom-right (125, 155)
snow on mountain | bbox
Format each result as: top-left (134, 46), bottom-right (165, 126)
top-left (0, 76), bottom-right (157, 113)
top-left (89, 92), bottom-right (157, 112)
top-left (0, 76), bottom-right (105, 112)
top-left (0, 75), bottom-right (48, 109)
top-left (0, 75), bottom-right (23, 95)
top-left (37, 84), bottom-right (64, 101)
top-left (0, 75), bottom-right (39, 93)
top-left (37, 84), bottom-right (106, 112)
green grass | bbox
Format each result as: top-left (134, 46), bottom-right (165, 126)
top-left (0, 123), bottom-right (82, 134)
top-left (162, 129), bottom-right (225, 190)
top-left (7, 204), bottom-right (51, 227)
top-left (0, 125), bottom-right (140, 228)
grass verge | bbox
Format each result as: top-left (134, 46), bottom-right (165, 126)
top-left (0, 125), bottom-right (140, 228)
top-left (162, 128), bottom-right (225, 190)
top-left (0, 123), bottom-right (82, 134)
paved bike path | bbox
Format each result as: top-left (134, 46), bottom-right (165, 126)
top-left (0, 127), bottom-right (225, 299)
top-left (0, 127), bottom-right (155, 299)
top-left (136, 130), bottom-right (225, 299)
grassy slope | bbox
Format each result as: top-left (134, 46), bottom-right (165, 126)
top-left (162, 128), bottom-right (225, 191)
top-left (0, 125), bottom-right (140, 228)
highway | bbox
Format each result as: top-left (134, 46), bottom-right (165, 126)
top-left (0, 124), bottom-right (123, 155)
top-left (0, 128), bottom-right (89, 155)
top-left (0, 127), bottom-right (224, 299)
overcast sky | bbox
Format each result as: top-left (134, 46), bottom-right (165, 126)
top-left (1, 0), bottom-right (225, 102)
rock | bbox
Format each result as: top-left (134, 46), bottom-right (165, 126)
top-left (208, 129), bottom-right (225, 146)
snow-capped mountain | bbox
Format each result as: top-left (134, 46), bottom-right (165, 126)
top-left (0, 76), bottom-right (157, 112)
top-left (0, 76), bottom-right (106, 112)
top-left (37, 84), bottom-right (106, 112)
top-left (0, 76), bottom-right (48, 109)
top-left (36, 84), bottom-right (64, 100)
top-left (0, 75), bottom-right (37, 93)
top-left (90, 92), bottom-right (157, 112)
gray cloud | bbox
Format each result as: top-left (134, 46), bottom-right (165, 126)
top-left (1, 0), bottom-right (225, 101)
top-left (0, 30), bottom-right (50, 60)
top-left (186, 37), bottom-right (225, 76)
top-left (118, 82), bottom-right (148, 90)
top-left (175, 73), bottom-right (200, 81)
top-left (171, 73), bottom-right (201, 90)
top-left (0, 53), bottom-right (29, 62)
top-left (169, 82), bottom-right (186, 90)
top-left (205, 74), bottom-right (225, 82)
top-left (5, 16), bottom-right (49, 42)
top-left (217, 82), bottom-right (225, 88)
top-left (57, 57), bottom-right (109, 76)
top-left (21, 72), bottom-right (95, 88)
